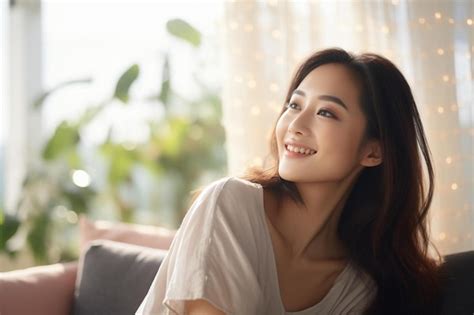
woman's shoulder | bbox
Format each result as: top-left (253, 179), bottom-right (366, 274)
top-left (187, 176), bottom-right (265, 263)
top-left (197, 176), bottom-right (263, 232)
top-left (201, 176), bottom-right (261, 203)
top-left (205, 175), bottom-right (260, 189)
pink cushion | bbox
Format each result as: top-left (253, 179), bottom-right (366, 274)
top-left (79, 215), bottom-right (177, 253)
top-left (0, 261), bottom-right (78, 315)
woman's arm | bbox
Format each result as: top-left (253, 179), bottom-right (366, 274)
top-left (186, 299), bottom-right (226, 315)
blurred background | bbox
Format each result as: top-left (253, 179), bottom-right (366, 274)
top-left (0, 0), bottom-right (472, 271)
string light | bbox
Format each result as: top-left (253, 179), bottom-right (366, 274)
top-left (467, 19), bottom-right (473, 26)
top-left (451, 183), bottom-right (458, 190)
top-left (269, 83), bottom-right (279, 92)
top-left (234, 75), bottom-right (243, 83)
top-left (268, 101), bottom-right (281, 114)
top-left (229, 21), bottom-right (239, 30)
top-left (418, 17), bottom-right (426, 24)
top-left (244, 23), bottom-right (254, 32)
top-left (271, 29), bottom-right (281, 39)
top-left (437, 48), bottom-right (444, 55)
top-left (439, 232), bottom-right (446, 240)
top-left (251, 106), bottom-right (261, 116)
top-left (445, 156), bottom-right (452, 164)
top-left (434, 12), bottom-right (442, 19)
top-left (266, 0), bottom-right (278, 6)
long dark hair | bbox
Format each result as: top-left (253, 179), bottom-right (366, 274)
top-left (238, 48), bottom-right (443, 315)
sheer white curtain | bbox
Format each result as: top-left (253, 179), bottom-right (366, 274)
top-left (220, 0), bottom-right (473, 255)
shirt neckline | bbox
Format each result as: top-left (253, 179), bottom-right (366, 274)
top-left (253, 181), bottom-right (352, 314)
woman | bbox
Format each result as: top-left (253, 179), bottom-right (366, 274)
top-left (136, 48), bottom-right (443, 315)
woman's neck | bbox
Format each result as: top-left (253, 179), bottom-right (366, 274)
top-left (264, 183), bottom-right (351, 264)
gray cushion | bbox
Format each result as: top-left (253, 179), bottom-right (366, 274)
top-left (72, 240), bottom-right (167, 315)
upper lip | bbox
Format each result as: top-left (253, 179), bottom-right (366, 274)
top-left (284, 140), bottom-right (316, 151)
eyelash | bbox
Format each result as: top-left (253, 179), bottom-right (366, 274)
top-left (285, 102), bottom-right (337, 119)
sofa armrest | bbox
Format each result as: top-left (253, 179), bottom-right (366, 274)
top-left (440, 250), bottom-right (474, 315)
top-left (0, 261), bottom-right (78, 315)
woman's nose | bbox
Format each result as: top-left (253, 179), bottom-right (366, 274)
top-left (288, 111), bottom-right (312, 136)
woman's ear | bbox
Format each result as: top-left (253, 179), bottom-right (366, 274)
top-left (360, 139), bottom-right (383, 167)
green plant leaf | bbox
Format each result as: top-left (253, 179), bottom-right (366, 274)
top-left (159, 55), bottom-right (171, 106)
top-left (61, 186), bottom-right (96, 214)
top-left (166, 19), bottom-right (201, 47)
top-left (100, 142), bottom-right (137, 185)
top-left (27, 212), bottom-right (51, 264)
top-left (108, 152), bottom-right (133, 185)
top-left (0, 212), bottom-right (20, 251)
top-left (42, 121), bottom-right (80, 161)
top-left (66, 149), bottom-right (82, 169)
top-left (33, 78), bottom-right (92, 109)
top-left (160, 117), bottom-right (190, 158)
top-left (114, 64), bottom-right (140, 103)
top-left (77, 102), bottom-right (107, 127)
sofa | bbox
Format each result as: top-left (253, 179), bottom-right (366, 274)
top-left (0, 216), bottom-right (176, 315)
top-left (1, 217), bottom-right (473, 315)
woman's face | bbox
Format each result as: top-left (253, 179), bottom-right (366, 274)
top-left (276, 63), bottom-right (371, 183)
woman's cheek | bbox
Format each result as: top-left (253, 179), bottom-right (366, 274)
top-left (275, 117), bottom-right (288, 142)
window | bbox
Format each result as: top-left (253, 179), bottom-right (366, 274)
top-left (5, 0), bottom-right (225, 227)
top-left (0, 0), bottom-right (7, 209)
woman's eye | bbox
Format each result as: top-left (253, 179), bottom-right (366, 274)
top-left (318, 109), bottom-right (336, 118)
top-left (285, 103), bottom-right (336, 119)
top-left (286, 102), bottom-right (299, 110)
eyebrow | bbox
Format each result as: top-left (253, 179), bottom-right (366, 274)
top-left (292, 89), bottom-right (349, 111)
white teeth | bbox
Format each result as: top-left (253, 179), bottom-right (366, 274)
top-left (286, 145), bottom-right (316, 155)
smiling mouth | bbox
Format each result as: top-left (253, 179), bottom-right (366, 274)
top-left (284, 144), bottom-right (317, 156)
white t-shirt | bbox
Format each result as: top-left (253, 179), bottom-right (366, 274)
top-left (136, 176), bottom-right (377, 315)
